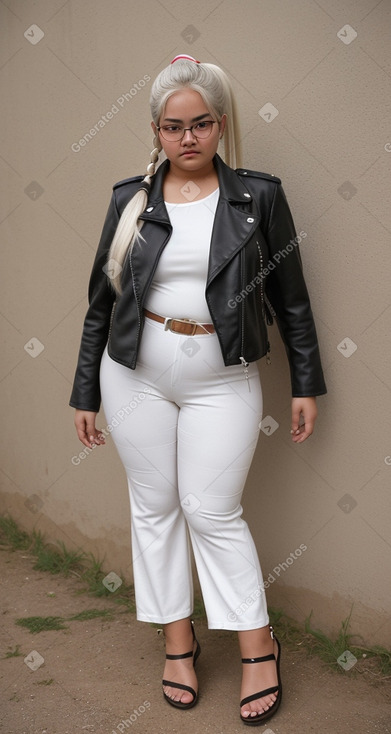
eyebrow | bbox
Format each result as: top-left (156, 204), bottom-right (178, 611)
top-left (162, 113), bottom-right (212, 123)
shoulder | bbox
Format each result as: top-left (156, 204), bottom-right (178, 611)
top-left (235, 167), bottom-right (282, 185)
top-left (113, 175), bottom-right (144, 191)
top-left (112, 175), bottom-right (144, 211)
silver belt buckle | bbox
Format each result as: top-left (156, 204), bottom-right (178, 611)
top-left (164, 317), bottom-right (198, 336)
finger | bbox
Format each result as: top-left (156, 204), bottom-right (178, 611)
top-left (293, 423), bottom-right (313, 443)
top-left (76, 429), bottom-right (105, 449)
top-left (292, 413), bottom-right (315, 443)
top-left (290, 404), bottom-right (302, 437)
top-left (75, 424), bottom-right (93, 448)
top-left (89, 429), bottom-right (106, 445)
top-left (85, 418), bottom-right (106, 447)
top-left (75, 417), bottom-right (105, 448)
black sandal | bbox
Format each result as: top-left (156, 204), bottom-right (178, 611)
top-left (162, 620), bottom-right (201, 710)
top-left (240, 625), bottom-right (282, 726)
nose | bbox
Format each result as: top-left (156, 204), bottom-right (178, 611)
top-left (181, 128), bottom-right (197, 144)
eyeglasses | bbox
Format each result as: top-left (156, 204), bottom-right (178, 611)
top-left (157, 120), bottom-right (217, 142)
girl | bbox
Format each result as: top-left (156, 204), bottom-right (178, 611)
top-left (70, 54), bottom-right (326, 725)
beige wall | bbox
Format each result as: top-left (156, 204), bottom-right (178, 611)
top-left (1, 0), bottom-right (390, 645)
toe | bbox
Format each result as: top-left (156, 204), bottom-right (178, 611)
top-left (179, 689), bottom-right (194, 704)
top-left (163, 684), bottom-right (194, 705)
top-left (241, 692), bottom-right (278, 718)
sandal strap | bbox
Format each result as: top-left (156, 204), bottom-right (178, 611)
top-left (162, 679), bottom-right (197, 698)
top-left (164, 619), bottom-right (198, 661)
top-left (240, 685), bottom-right (279, 707)
top-left (241, 653), bottom-right (275, 664)
top-left (165, 650), bottom-right (193, 660)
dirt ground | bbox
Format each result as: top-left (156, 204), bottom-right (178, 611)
top-left (1, 547), bottom-right (390, 734)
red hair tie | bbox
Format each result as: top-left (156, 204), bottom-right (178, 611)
top-left (171, 54), bottom-right (200, 64)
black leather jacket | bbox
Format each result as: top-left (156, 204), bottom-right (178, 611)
top-left (70, 154), bottom-right (326, 412)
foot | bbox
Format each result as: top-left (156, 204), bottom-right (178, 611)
top-left (162, 622), bottom-right (198, 705)
top-left (240, 630), bottom-right (279, 720)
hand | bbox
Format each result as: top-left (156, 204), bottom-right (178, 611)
top-left (74, 410), bottom-right (106, 449)
top-left (290, 397), bottom-right (317, 443)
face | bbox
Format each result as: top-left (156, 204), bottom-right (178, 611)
top-left (151, 88), bottom-right (226, 176)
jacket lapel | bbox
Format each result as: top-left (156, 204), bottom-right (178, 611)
top-left (130, 161), bottom-right (172, 298)
top-left (207, 156), bottom-right (260, 284)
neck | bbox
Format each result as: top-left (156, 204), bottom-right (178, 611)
top-left (166, 159), bottom-right (216, 184)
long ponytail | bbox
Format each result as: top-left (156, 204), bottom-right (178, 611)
top-left (108, 139), bottom-right (162, 292)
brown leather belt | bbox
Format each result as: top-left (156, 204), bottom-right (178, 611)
top-left (144, 309), bottom-right (215, 336)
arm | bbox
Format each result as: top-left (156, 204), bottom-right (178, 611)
top-left (69, 192), bottom-right (119, 413)
top-left (264, 183), bottom-right (327, 399)
top-left (264, 184), bottom-right (326, 441)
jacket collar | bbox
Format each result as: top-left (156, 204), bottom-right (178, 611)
top-left (138, 153), bottom-right (253, 224)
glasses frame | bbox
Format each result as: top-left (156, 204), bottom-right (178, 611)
top-left (157, 120), bottom-right (218, 142)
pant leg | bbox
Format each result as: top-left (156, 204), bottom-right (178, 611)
top-left (99, 343), bottom-right (193, 624)
top-left (173, 335), bottom-right (269, 630)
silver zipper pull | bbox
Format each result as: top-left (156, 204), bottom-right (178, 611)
top-left (240, 356), bottom-right (251, 392)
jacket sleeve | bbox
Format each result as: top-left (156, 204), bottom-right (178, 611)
top-left (69, 192), bottom-right (119, 412)
top-left (264, 183), bottom-right (327, 397)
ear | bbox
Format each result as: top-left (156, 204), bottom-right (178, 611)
top-left (151, 121), bottom-right (158, 136)
top-left (219, 114), bottom-right (227, 138)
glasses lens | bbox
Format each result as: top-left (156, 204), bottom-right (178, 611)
top-left (159, 127), bottom-right (182, 141)
top-left (193, 121), bottom-right (214, 138)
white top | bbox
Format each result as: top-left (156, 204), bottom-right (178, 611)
top-left (145, 188), bottom-right (219, 322)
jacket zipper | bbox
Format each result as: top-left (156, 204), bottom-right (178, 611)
top-left (257, 241), bottom-right (271, 365)
top-left (108, 300), bottom-right (117, 347)
top-left (239, 249), bottom-right (251, 391)
top-left (129, 251), bottom-right (142, 369)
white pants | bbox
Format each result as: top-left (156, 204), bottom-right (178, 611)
top-left (99, 316), bottom-right (269, 630)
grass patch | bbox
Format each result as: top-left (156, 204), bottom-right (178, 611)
top-left (33, 541), bottom-right (86, 576)
top-left (15, 616), bottom-right (68, 633)
top-left (304, 609), bottom-right (391, 678)
top-left (266, 607), bottom-right (391, 681)
top-left (304, 608), bottom-right (356, 665)
top-left (3, 645), bottom-right (23, 658)
top-left (0, 515), bottom-right (136, 611)
top-left (0, 516), bottom-right (33, 551)
top-left (368, 646), bottom-right (391, 677)
top-left (15, 608), bottom-right (114, 633)
top-left (34, 679), bottom-right (54, 686)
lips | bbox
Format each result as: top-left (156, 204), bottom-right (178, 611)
top-left (180, 150), bottom-right (199, 156)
